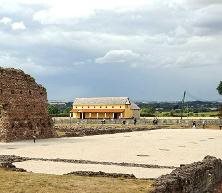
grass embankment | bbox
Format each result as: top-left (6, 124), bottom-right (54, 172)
top-left (0, 168), bottom-right (153, 193)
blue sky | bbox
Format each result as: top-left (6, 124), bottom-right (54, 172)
top-left (0, 0), bottom-right (221, 101)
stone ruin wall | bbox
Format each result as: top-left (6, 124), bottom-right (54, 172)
top-left (150, 156), bottom-right (222, 193)
top-left (0, 67), bottom-right (55, 142)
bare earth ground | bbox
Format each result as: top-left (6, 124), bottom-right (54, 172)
top-left (1, 125), bottom-right (222, 193)
top-left (1, 129), bottom-right (222, 179)
top-left (0, 168), bottom-right (153, 193)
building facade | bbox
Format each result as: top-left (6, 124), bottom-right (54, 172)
top-left (70, 97), bottom-right (140, 119)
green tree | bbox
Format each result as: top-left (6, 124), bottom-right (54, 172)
top-left (217, 81), bottom-right (222, 95)
top-left (217, 81), bottom-right (222, 119)
top-left (63, 107), bottom-right (72, 114)
top-left (48, 105), bottom-right (60, 115)
top-left (141, 106), bottom-right (156, 117)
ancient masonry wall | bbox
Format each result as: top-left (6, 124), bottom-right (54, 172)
top-left (0, 67), bottom-right (55, 142)
top-left (150, 156), bottom-right (222, 193)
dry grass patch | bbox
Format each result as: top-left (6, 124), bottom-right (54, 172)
top-left (0, 168), bottom-right (153, 193)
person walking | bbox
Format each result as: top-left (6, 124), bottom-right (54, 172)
top-left (134, 118), bottom-right (137, 125)
top-left (192, 121), bottom-right (196, 128)
top-left (33, 131), bottom-right (36, 143)
top-left (202, 120), bottom-right (206, 129)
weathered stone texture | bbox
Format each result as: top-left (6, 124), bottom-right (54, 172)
top-left (151, 156), bottom-right (222, 193)
top-left (0, 67), bottom-right (55, 142)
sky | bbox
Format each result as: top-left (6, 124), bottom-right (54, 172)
top-left (0, 0), bottom-right (221, 101)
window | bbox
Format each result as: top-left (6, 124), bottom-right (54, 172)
top-left (0, 89), bottom-right (2, 94)
top-left (29, 90), bottom-right (32, 95)
top-left (94, 106), bottom-right (95, 108)
top-left (105, 106), bottom-right (107, 108)
top-left (20, 91), bottom-right (23, 94)
top-left (112, 106), bottom-right (114, 108)
top-left (120, 106), bottom-right (122, 108)
top-left (11, 90), bottom-right (15, 94)
top-left (100, 106), bottom-right (102, 108)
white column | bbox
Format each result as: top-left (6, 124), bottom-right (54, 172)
top-left (89, 113), bottom-right (91, 118)
top-left (97, 113), bottom-right (99, 119)
top-left (81, 113), bottom-right (84, 119)
top-left (105, 113), bottom-right (107, 118)
top-left (120, 113), bottom-right (123, 118)
top-left (112, 113), bottom-right (114, 118)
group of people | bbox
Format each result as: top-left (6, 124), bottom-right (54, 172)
top-left (101, 118), bottom-right (137, 125)
top-left (192, 120), bottom-right (206, 128)
top-left (122, 117), bottom-right (137, 125)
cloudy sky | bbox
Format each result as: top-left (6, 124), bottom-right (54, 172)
top-left (0, 0), bottom-right (221, 101)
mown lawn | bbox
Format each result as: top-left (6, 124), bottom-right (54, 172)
top-left (0, 168), bottom-right (153, 193)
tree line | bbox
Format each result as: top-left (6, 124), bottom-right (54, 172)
top-left (48, 81), bottom-right (222, 117)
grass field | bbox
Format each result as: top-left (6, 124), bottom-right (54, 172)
top-left (156, 111), bottom-right (219, 117)
top-left (0, 168), bottom-right (153, 193)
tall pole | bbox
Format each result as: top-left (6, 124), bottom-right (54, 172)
top-left (180, 91), bottom-right (186, 120)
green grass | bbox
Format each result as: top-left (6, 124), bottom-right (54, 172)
top-left (157, 111), bottom-right (219, 117)
top-left (0, 168), bottom-right (153, 193)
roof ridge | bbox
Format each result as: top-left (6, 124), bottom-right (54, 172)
top-left (73, 97), bottom-right (131, 105)
top-left (75, 97), bottom-right (128, 99)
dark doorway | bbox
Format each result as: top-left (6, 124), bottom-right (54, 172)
top-left (114, 113), bottom-right (119, 119)
top-left (81, 113), bottom-right (86, 119)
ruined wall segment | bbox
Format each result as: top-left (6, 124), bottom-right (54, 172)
top-left (0, 67), bottom-right (55, 142)
top-left (150, 156), bottom-right (222, 193)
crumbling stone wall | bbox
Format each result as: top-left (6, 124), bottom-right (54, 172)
top-left (151, 156), bottom-right (222, 193)
top-left (0, 67), bottom-right (55, 142)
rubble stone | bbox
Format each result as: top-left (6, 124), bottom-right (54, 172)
top-left (66, 171), bottom-right (136, 179)
top-left (150, 156), bottom-right (222, 193)
top-left (0, 67), bottom-right (55, 142)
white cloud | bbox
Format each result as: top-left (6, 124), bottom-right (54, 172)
top-left (0, 0), bottom-right (221, 101)
top-left (11, 21), bottom-right (26, 30)
top-left (0, 17), bottom-right (27, 31)
top-left (183, 0), bottom-right (222, 8)
top-left (0, 52), bottom-right (45, 74)
top-left (190, 4), bottom-right (222, 35)
top-left (0, 51), bottom-right (68, 75)
top-left (95, 50), bottom-right (141, 67)
top-left (0, 17), bottom-right (12, 25)
top-left (32, 0), bottom-right (151, 24)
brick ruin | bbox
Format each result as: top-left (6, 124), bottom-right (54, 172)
top-left (0, 67), bottom-right (55, 142)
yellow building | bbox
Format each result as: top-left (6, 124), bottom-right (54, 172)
top-left (70, 97), bottom-right (140, 119)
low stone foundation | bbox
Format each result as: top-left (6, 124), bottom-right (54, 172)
top-left (151, 156), bottom-right (222, 193)
top-left (53, 117), bottom-right (221, 127)
top-left (66, 171), bottom-right (136, 179)
top-left (55, 124), bottom-right (165, 137)
top-left (0, 155), bottom-right (26, 172)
